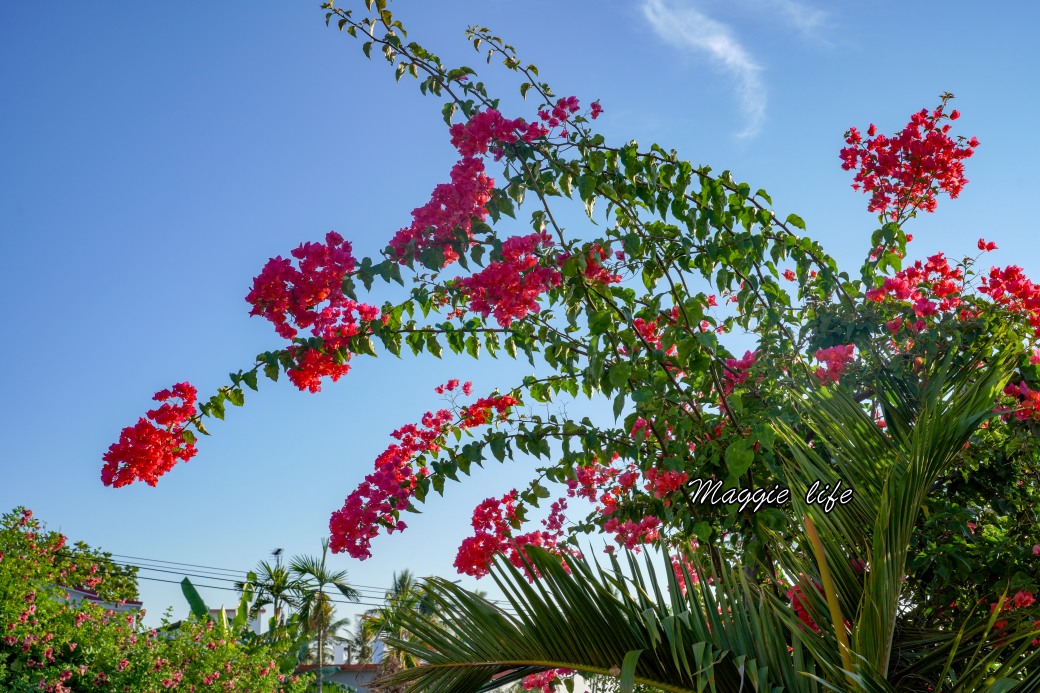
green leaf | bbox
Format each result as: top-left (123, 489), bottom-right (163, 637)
top-left (227, 389), bottom-right (245, 407)
top-left (786, 213), bottom-right (806, 230)
top-left (181, 577), bottom-right (210, 621)
top-left (426, 333), bottom-right (443, 358)
top-left (613, 392), bottom-right (626, 420)
top-left (724, 439), bottom-right (754, 478)
top-left (355, 335), bottom-right (377, 357)
top-left (756, 508), bottom-right (788, 532)
top-left (608, 362), bottom-right (632, 388)
top-left (242, 370), bottom-right (259, 391)
top-left (264, 362), bottom-right (279, 382)
top-left (588, 310), bottom-right (612, 334)
top-left (486, 437), bottom-right (506, 465)
top-left (441, 101), bottom-right (458, 126)
top-left (620, 649), bottom-right (644, 693)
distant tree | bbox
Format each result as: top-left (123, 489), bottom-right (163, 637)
top-left (238, 557), bottom-right (300, 633)
top-left (291, 538), bottom-right (360, 693)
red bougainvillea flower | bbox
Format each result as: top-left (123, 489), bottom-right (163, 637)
top-left (978, 264), bottom-right (1040, 337)
top-left (558, 242), bottom-right (623, 285)
top-left (389, 103), bottom-right (557, 268)
top-left (246, 231), bottom-right (357, 340)
top-left (247, 231), bottom-right (385, 392)
top-left (101, 383), bottom-right (198, 488)
top-left (788, 578), bottom-right (824, 633)
top-left (455, 233), bottom-right (562, 327)
top-left (449, 108), bottom-right (546, 157)
top-left (670, 553), bottom-right (699, 596)
top-left (840, 102), bottom-right (978, 220)
top-left (722, 350), bottom-right (758, 396)
top-left (814, 344), bottom-right (856, 385)
top-left (330, 386), bottom-right (522, 560)
top-left (388, 157), bottom-right (494, 267)
top-left (454, 490), bottom-right (571, 579)
top-left (864, 252), bottom-right (966, 326)
top-left (521, 669), bottom-right (573, 692)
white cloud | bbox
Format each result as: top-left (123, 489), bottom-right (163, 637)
top-left (641, 0), bottom-right (766, 139)
top-left (746, 0), bottom-right (830, 40)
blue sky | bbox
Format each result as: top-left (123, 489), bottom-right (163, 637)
top-left (2, 1), bottom-right (1038, 629)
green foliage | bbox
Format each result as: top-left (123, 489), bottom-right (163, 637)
top-left (309, 1), bottom-right (1040, 653)
top-left (121, 2), bottom-right (1040, 689)
top-left (383, 348), bottom-right (1040, 690)
top-left (0, 507), bottom-right (308, 692)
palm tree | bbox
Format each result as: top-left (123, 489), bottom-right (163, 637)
top-left (373, 340), bottom-right (1040, 691)
top-left (358, 569), bottom-right (440, 693)
top-left (346, 620), bottom-right (374, 665)
top-left (300, 606), bottom-right (353, 669)
top-left (361, 570), bottom-right (436, 670)
top-left (237, 559), bottom-right (300, 635)
top-left (290, 538), bottom-right (361, 693)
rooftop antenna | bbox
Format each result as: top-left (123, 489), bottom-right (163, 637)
top-left (272, 548), bottom-right (283, 569)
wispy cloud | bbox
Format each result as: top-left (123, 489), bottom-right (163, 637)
top-left (746, 0), bottom-right (830, 41)
top-left (641, 0), bottom-right (766, 139)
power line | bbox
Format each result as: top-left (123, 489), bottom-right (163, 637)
top-left (108, 553), bottom-right (505, 602)
top-left (109, 559), bottom-right (410, 600)
top-left (92, 555), bottom-right (517, 615)
top-left (130, 574), bottom-right (404, 612)
top-left (102, 552), bottom-right (517, 609)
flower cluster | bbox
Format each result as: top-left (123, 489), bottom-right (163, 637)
top-left (246, 231), bottom-right (380, 392)
top-left (246, 231), bottom-right (357, 340)
top-left (434, 379), bottom-right (473, 396)
top-left (459, 394), bottom-right (520, 428)
top-left (840, 103), bottom-right (979, 219)
top-left (788, 579), bottom-right (824, 633)
top-left (565, 450), bottom-right (686, 552)
top-left (565, 456), bottom-right (620, 503)
top-left (643, 467), bottom-right (689, 499)
top-left (537, 96), bottom-right (581, 129)
top-left (978, 264), bottom-right (1040, 336)
top-left (630, 317), bottom-right (678, 356)
top-left (455, 233), bottom-right (561, 327)
top-left (722, 350), bottom-right (758, 396)
top-left (603, 515), bottom-right (661, 551)
top-left (101, 383), bottom-right (198, 488)
top-left (814, 345), bottom-right (856, 385)
top-left (329, 407), bottom-right (451, 559)
top-left (671, 552), bottom-right (700, 596)
top-left (388, 157), bottom-right (494, 267)
top-left (990, 591), bottom-right (1040, 648)
top-left (559, 242), bottom-right (623, 285)
top-left (330, 386), bottom-right (521, 560)
top-left (865, 252), bottom-right (965, 320)
top-left (521, 668), bottom-right (573, 692)
top-left (453, 492), bottom-right (568, 579)
top-left (449, 108), bottom-right (547, 157)
top-left (1000, 381), bottom-right (1040, 422)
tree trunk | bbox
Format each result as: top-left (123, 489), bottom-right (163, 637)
top-left (317, 624), bottom-right (324, 693)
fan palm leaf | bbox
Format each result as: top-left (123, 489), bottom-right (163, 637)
top-left (378, 337), bottom-right (1040, 692)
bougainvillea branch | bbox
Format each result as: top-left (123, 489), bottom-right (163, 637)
top-left (101, 2), bottom-right (1040, 679)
